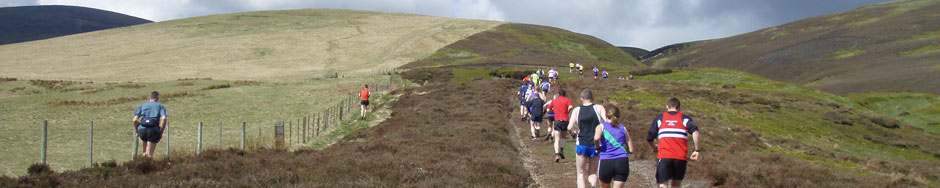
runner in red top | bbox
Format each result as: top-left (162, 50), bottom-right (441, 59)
top-left (358, 85), bottom-right (372, 120)
top-left (647, 97), bottom-right (701, 188)
top-left (548, 89), bottom-right (573, 162)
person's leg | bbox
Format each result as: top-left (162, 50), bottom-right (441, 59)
top-left (671, 180), bottom-right (683, 188)
top-left (588, 156), bottom-right (600, 188)
top-left (576, 154), bottom-right (588, 188)
top-left (600, 182), bottom-right (611, 188)
top-left (360, 104), bottom-right (366, 119)
top-left (146, 142), bottom-right (158, 158)
top-left (535, 121), bottom-right (541, 137)
top-left (530, 121), bottom-right (537, 138)
top-left (137, 138), bottom-right (145, 157)
top-left (612, 181), bottom-right (624, 188)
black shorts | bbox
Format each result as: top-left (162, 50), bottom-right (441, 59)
top-left (599, 157), bottom-right (630, 183)
top-left (361, 100), bottom-right (369, 106)
top-left (137, 125), bottom-right (162, 143)
top-left (554, 120), bottom-right (568, 131)
top-left (656, 158), bottom-right (687, 183)
top-left (547, 114), bottom-right (555, 122)
top-left (530, 113), bottom-right (543, 123)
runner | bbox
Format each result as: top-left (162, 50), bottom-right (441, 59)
top-left (578, 64), bottom-right (584, 75)
top-left (543, 94), bottom-right (556, 141)
top-left (548, 89), bottom-right (573, 162)
top-left (552, 68), bottom-right (560, 84)
top-left (133, 91), bottom-right (168, 158)
top-left (527, 90), bottom-right (546, 140)
top-left (547, 68), bottom-right (557, 84)
top-left (593, 105), bottom-right (634, 188)
top-left (540, 80), bottom-right (551, 93)
top-left (567, 89), bottom-right (607, 188)
top-left (517, 82), bottom-right (529, 121)
top-left (602, 70), bottom-right (609, 79)
top-left (531, 72), bottom-right (541, 87)
top-left (647, 97), bottom-right (701, 188)
top-left (593, 67), bottom-right (600, 79)
top-left (537, 67), bottom-right (545, 78)
top-left (358, 85), bottom-right (372, 120)
top-left (569, 62), bottom-right (575, 73)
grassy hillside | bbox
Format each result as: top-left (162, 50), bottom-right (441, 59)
top-left (647, 0), bottom-right (940, 94)
top-left (403, 23), bottom-right (645, 69)
top-left (0, 9), bottom-right (501, 176)
top-left (0, 5), bottom-right (152, 45)
top-left (0, 9), bottom-right (501, 82)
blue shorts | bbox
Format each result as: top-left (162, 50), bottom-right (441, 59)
top-left (575, 145), bottom-right (599, 157)
top-left (137, 125), bottom-right (162, 143)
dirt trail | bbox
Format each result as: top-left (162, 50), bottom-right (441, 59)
top-left (507, 77), bottom-right (708, 188)
top-left (508, 99), bottom-right (658, 188)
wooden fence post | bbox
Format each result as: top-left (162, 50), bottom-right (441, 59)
top-left (241, 122), bottom-right (246, 149)
top-left (41, 121), bottom-right (48, 164)
top-left (303, 116), bottom-right (307, 143)
top-left (132, 122), bottom-right (138, 160)
top-left (89, 121), bottom-right (93, 167)
top-left (218, 122), bottom-right (222, 149)
top-left (258, 123), bottom-right (262, 147)
top-left (198, 122), bottom-right (202, 154)
top-left (164, 121), bottom-right (169, 159)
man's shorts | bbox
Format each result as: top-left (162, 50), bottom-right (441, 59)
top-left (546, 113), bottom-right (555, 122)
top-left (575, 145), bottom-right (598, 157)
top-left (361, 100), bottom-right (370, 106)
top-left (656, 158), bottom-right (688, 183)
top-left (554, 120), bottom-right (569, 131)
top-left (137, 125), bottom-right (162, 143)
top-left (530, 113), bottom-right (543, 123)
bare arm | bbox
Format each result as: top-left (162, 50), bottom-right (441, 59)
top-left (690, 131), bottom-right (701, 161)
top-left (594, 105), bottom-right (609, 122)
top-left (567, 107), bottom-right (580, 137)
top-left (160, 116), bottom-right (168, 132)
top-left (625, 126), bottom-right (634, 153)
top-left (593, 124), bottom-right (604, 153)
top-left (132, 115), bottom-right (140, 127)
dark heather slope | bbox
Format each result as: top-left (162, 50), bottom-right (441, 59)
top-left (0, 5), bottom-right (152, 45)
top-left (647, 0), bottom-right (940, 94)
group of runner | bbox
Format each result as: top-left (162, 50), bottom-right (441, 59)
top-left (516, 68), bottom-right (702, 188)
top-left (132, 84), bottom-right (376, 158)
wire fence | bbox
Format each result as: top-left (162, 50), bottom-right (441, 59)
top-left (2, 74), bottom-right (399, 173)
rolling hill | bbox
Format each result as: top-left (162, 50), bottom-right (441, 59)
top-left (0, 9), bottom-right (501, 82)
top-left (617, 46), bottom-right (648, 60)
top-left (0, 5), bottom-right (152, 45)
top-left (646, 0), bottom-right (940, 95)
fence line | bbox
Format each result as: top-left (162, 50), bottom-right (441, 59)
top-left (24, 75), bottom-right (399, 170)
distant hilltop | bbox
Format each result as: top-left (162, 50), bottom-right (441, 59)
top-left (0, 5), bottom-right (152, 45)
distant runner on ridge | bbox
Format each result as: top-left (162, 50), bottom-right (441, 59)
top-left (359, 84), bottom-right (372, 120)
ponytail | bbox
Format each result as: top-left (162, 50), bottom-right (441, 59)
top-left (606, 104), bottom-right (621, 127)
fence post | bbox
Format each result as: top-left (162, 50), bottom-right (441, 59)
top-left (316, 112), bottom-right (320, 136)
top-left (340, 100), bottom-right (344, 121)
top-left (198, 122), bottom-right (203, 154)
top-left (89, 121), bottom-right (93, 167)
top-left (241, 122), bottom-right (246, 149)
top-left (258, 123), bottom-right (262, 147)
top-left (288, 120), bottom-right (292, 145)
top-left (303, 116), bottom-right (307, 143)
top-left (41, 121), bottom-right (48, 164)
top-left (218, 122), bottom-right (222, 149)
top-left (164, 121), bottom-right (169, 159)
top-left (132, 123), bottom-right (138, 159)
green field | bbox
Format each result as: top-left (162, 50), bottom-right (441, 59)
top-left (0, 75), bottom-right (406, 176)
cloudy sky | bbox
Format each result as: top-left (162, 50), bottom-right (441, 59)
top-left (2, 0), bottom-right (890, 50)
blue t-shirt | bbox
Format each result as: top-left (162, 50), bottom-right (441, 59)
top-left (134, 101), bottom-right (168, 119)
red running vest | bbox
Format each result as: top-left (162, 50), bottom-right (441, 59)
top-left (657, 111), bottom-right (689, 160)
